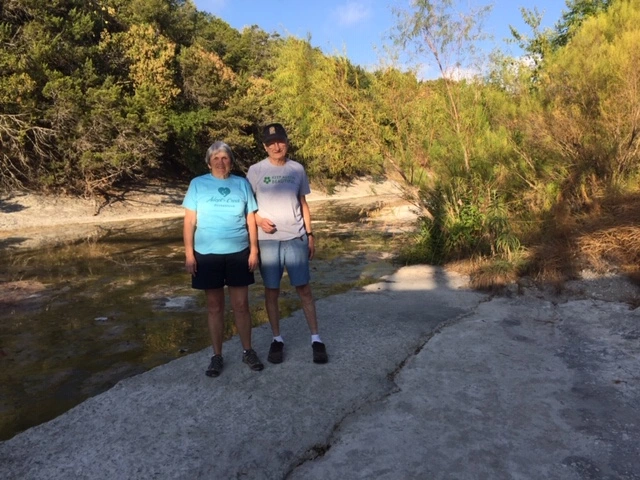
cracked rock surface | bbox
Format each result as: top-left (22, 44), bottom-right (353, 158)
top-left (1, 265), bottom-right (639, 480)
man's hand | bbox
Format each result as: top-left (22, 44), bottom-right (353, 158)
top-left (308, 235), bottom-right (315, 260)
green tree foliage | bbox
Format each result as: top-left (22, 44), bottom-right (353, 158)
top-left (268, 37), bottom-right (382, 179)
top-left (552, 0), bottom-right (612, 49)
top-left (390, 0), bottom-right (519, 263)
top-left (394, 0), bottom-right (491, 172)
top-left (538, 0), bottom-right (640, 207)
top-left (1, 0), bottom-right (103, 191)
top-left (1, 0), bottom-right (638, 278)
top-left (370, 67), bottom-right (435, 206)
top-left (508, 0), bottom-right (612, 82)
top-left (0, 0), bottom-right (277, 193)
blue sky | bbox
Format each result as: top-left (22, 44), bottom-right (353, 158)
top-left (192, 0), bottom-right (567, 74)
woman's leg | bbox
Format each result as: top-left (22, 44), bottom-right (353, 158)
top-left (205, 288), bottom-right (225, 355)
top-left (228, 285), bottom-right (252, 350)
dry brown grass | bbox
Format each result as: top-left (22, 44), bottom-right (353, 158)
top-left (446, 258), bottom-right (520, 292)
top-left (577, 226), bottom-right (640, 278)
top-left (447, 194), bottom-right (640, 293)
top-left (533, 194), bottom-right (640, 282)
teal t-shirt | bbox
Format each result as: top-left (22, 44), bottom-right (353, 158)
top-left (182, 174), bottom-right (258, 254)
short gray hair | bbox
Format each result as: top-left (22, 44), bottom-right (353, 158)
top-left (205, 141), bottom-right (234, 165)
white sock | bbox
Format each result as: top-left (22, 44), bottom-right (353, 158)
top-left (311, 334), bottom-right (322, 344)
top-left (273, 335), bottom-right (284, 343)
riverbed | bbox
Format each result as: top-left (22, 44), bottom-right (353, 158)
top-left (0, 195), bottom-right (417, 440)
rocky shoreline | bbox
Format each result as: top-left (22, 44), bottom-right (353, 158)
top-left (0, 178), bottom-right (414, 251)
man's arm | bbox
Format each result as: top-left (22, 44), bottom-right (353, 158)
top-left (300, 195), bottom-right (315, 260)
top-left (247, 167), bottom-right (277, 234)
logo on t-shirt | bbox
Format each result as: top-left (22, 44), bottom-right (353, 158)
top-left (218, 187), bottom-right (231, 197)
top-left (263, 175), bottom-right (294, 185)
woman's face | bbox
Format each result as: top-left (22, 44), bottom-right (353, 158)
top-left (208, 151), bottom-right (232, 179)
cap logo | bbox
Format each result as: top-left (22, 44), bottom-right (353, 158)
top-left (269, 126), bottom-right (276, 135)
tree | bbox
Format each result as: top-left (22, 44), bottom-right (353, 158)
top-left (0, 0), bottom-right (103, 191)
top-left (540, 0), bottom-right (640, 207)
top-left (390, 0), bottom-right (521, 262)
top-left (370, 67), bottom-right (435, 213)
top-left (268, 37), bottom-right (382, 179)
top-left (508, 0), bottom-right (613, 80)
top-left (552, 0), bottom-right (612, 49)
top-left (393, 0), bottom-right (492, 172)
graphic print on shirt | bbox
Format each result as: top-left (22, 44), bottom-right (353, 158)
top-left (202, 186), bottom-right (245, 214)
top-left (262, 175), bottom-right (297, 185)
top-left (182, 174), bottom-right (258, 255)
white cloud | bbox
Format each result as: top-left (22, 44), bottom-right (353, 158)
top-left (197, 0), bottom-right (227, 15)
top-left (334, 2), bottom-right (371, 26)
top-left (443, 66), bottom-right (481, 81)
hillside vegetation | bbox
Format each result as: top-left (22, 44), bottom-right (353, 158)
top-left (1, 0), bottom-right (638, 284)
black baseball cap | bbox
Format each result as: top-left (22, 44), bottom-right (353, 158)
top-left (262, 123), bottom-right (288, 143)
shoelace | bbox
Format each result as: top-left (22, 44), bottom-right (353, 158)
top-left (210, 356), bottom-right (223, 369)
top-left (244, 350), bottom-right (260, 364)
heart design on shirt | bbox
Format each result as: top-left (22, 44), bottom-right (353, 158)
top-left (218, 187), bottom-right (231, 197)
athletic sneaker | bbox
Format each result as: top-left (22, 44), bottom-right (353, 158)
top-left (312, 342), bottom-right (328, 364)
top-left (206, 355), bottom-right (224, 377)
top-left (242, 349), bottom-right (264, 371)
top-left (267, 340), bottom-right (284, 364)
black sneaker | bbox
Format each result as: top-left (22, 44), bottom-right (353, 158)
top-left (312, 342), bottom-right (328, 364)
top-left (206, 355), bottom-right (224, 377)
top-left (242, 349), bottom-right (264, 371)
top-left (267, 340), bottom-right (284, 364)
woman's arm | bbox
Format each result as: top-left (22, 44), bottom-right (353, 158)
top-left (246, 211), bottom-right (259, 271)
top-left (183, 208), bottom-right (197, 275)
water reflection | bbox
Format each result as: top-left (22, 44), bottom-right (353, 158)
top-left (0, 200), bottom-right (411, 440)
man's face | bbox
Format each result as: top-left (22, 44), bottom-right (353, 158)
top-left (264, 139), bottom-right (288, 162)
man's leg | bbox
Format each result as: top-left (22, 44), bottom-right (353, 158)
top-left (264, 287), bottom-right (281, 336)
top-left (296, 283), bottom-right (328, 364)
top-left (295, 283), bottom-right (318, 334)
top-left (259, 240), bottom-right (286, 363)
top-left (265, 286), bottom-right (285, 363)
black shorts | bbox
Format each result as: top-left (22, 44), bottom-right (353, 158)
top-left (191, 248), bottom-right (255, 290)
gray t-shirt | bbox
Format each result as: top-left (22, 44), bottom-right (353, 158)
top-left (246, 158), bottom-right (311, 241)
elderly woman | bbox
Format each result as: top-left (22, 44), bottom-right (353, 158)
top-left (182, 141), bottom-right (264, 377)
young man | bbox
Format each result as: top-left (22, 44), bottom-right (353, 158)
top-left (247, 123), bottom-right (328, 364)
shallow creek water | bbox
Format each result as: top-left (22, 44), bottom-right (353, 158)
top-left (0, 198), bottom-right (413, 440)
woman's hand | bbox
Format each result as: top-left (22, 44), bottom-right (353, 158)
top-left (248, 250), bottom-right (259, 272)
top-left (185, 255), bottom-right (197, 276)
